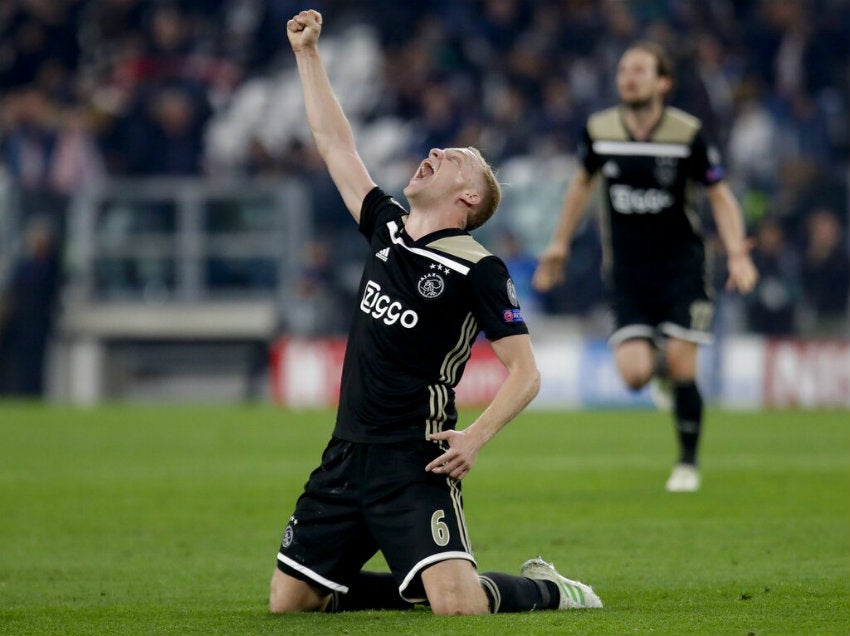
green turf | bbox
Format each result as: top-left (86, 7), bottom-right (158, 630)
top-left (1, 403), bottom-right (848, 635)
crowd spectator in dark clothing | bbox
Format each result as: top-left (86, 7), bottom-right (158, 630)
top-left (0, 218), bottom-right (61, 396)
top-left (800, 209), bottom-right (850, 337)
top-left (0, 0), bottom-right (849, 334)
top-left (1, 88), bottom-right (61, 192)
top-left (120, 82), bottom-right (211, 175)
top-left (745, 217), bottom-right (800, 336)
top-left (95, 2), bottom-right (217, 176)
top-left (0, 1), bottom-right (84, 91)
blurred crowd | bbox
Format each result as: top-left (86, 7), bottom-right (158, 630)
top-left (1, 0), bottom-right (849, 393)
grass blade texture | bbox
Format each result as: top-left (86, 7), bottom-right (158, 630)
top-left (1, 403), bottom-right (848, 635)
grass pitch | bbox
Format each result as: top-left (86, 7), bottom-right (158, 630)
top-left (0, 403), bottom-right (848, 635)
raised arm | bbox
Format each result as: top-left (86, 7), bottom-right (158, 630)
top-left (287, 10), bottom-right (376, 222)
top-left (531, 166), bottom-right (596, 292)
top-left (706, 181), bottom-right (758, 293)
top-left (425, 334), bottom-right (540, 481)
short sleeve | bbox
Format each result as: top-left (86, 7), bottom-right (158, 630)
top-left (359, 187), bottom-right (408, 240)
top-left (469, 256), bottom-right (530, 341)
top-left (577, 125), bottom-right (603, 176)
top-left (689, 128), bottom-right (725, 186)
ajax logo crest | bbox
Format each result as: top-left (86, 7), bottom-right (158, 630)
top-left (282, 516), bottom-right (297, 548)
top-left (418, 273), bottom-right (445, 299)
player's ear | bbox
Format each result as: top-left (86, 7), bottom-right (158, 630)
top-left (459, 190), bottom-right (481, 207)
top-left (658, 75), bottom-right (673, 95)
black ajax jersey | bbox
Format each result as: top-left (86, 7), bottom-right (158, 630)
top-left (333, 187), bottom-right (529, 443)
top-left (579, 106), bottom-right (725, 286)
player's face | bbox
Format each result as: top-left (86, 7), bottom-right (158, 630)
top-left (404, 147), bottom-right (479, 202)
top-left (616, 49), bottom-right (666, 108)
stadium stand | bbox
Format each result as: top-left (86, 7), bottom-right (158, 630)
top-left (1, 0), bottom-right (848, 400)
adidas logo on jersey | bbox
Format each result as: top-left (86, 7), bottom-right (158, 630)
top-left (375, 247), bottom-right (390, 262)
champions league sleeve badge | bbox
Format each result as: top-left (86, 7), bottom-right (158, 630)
top-left (502, 279), bottom-right (524, 322)
top-left (507, 279), bottom-right (519, 307)
top-left (502, 308), bottom-right (524, 323)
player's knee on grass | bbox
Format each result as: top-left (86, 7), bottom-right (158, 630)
top-left (428, 591), bottom-right (489, 616)
top-left (422, 560), bottom-right (490, 615)
top-left (269, 568), bottom-right (330, 613)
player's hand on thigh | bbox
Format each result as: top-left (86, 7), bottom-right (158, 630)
top-left (426, 429), bottom-right (480, 480)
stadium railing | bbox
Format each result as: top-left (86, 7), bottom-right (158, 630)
top-left (54, 177), bottom-right (311, 404)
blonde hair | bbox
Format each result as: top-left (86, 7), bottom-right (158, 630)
top-left (626, 41), bottom-right (675, 82)
top-left (465, 146), bottom-right (502, 231)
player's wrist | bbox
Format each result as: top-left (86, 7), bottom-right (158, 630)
top-left (545, 244), bottom-right (569, 260)
top-left (293, 43), bottom-right (319, 55)
top-left (726, 237), bottom-right (754, 259)
top-left (726, 244), bottom-right (751, 258)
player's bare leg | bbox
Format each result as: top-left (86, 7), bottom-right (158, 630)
top-left (421, 559), bottom-right (489, 615)
top-left (665, 338), bottom-right (698, 381)
top-left (614, 338), bottom-right (655, 390)
top-left (269, 568), bottom-right (331, 613)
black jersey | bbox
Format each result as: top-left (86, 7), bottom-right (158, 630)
top-left (579, 106), bottom-right (724, 287)
top-left (333, 187), bottom-right (529, 443)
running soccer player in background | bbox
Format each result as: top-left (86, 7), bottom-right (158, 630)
top-left (270, 10), bottom-right (602, 615)
top-left (533, 42), bottom-right (758, 492)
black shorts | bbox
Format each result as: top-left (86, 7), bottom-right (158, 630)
top-left (276, 436), bottom-right (475, 603)
top-left (608, 273), bottom-right (714, 347)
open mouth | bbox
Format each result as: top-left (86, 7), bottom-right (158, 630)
top-left (415, 160), bottom-right (435, 179)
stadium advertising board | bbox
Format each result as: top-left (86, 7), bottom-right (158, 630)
top-left (270, 336), bottom-right (850, 410)
top-left (718, 336), bottom-right (766, 409)
top-left (270, 338), bottom-right (346, 407)
top-left (578, 339), bottom-right (653, 408)
top-left (764, 339), bottom-right (850, 408)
